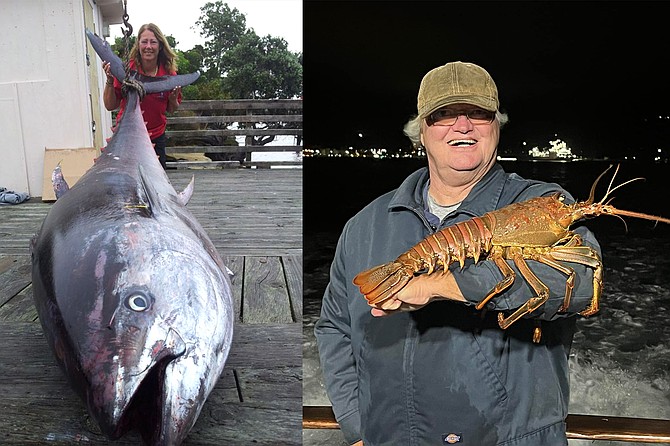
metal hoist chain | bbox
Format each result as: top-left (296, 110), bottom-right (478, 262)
top-left (120, 0), bottom-right (145, 99)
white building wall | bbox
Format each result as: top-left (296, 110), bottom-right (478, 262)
top-left (0, 0), bottom-right (120, 197)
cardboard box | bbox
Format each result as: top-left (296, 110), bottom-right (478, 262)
top-left (41, 147), bottom-right (98, 202)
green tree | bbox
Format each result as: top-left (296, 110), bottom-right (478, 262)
top-left (195, 1), bottom-right (302, 99)
top-left (195, 1), bottom-right (247, 79)
top-left (111, 35), bottom-right (136, 59)
top-left (181, 45), bottom-right (205, 74)
top-left (223, 32), bottom-right (302, 99)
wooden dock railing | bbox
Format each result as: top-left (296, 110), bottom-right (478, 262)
top-left (303, 406), bottom-right (670, 443)
top-left (166, 99), bottom-right (302, 169)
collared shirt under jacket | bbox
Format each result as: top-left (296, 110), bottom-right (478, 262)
top-left (315, 163), bottom-right (601, 446)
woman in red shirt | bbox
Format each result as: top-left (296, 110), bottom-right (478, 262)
top-left (102, 23), bottom-right (182, 169)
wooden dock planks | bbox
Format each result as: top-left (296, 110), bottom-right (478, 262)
top-left (0, 168), bottom-right (302, 445)
top-left (0, 323), bottom-right (301, 445)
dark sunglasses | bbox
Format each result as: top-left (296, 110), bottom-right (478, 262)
top-left (426, 108), bottom-right (495, 126)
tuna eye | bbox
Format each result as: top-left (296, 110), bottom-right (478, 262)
top-left (126, 294), bottom-right (150, 312)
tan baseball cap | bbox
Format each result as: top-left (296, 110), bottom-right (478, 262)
top-left (417, 61), bottom-right (499, 119)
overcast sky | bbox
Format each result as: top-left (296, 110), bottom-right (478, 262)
top-left (108, 0), bottom-right (302, 52)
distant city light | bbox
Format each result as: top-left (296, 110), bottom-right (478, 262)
top-left (303, 134), bottom-right (669, 163)
top-left (527, 138), bottom-right (578, 160)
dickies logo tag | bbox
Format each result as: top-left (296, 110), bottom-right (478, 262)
top-left (442, 432), bottom-right (462, 444)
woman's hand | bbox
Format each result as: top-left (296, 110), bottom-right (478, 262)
top-left (101, 61), bottom-right (120, 110)
top-left (102, 61), bottom-right (114, 85)
top-left (167, 86), bottom-right (181, 112)
top-left (169, 86), bottom-right (181, 103)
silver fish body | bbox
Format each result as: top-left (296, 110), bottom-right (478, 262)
top-left (30, 30), bottom-right (233, 445)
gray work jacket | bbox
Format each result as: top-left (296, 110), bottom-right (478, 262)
top-left (315, 163), bottom-right (600, 446)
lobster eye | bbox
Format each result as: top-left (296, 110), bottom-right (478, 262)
top-left (125, 293), bottom-right (150, 312)
top-left (558, 194), bottom-right (566, 203)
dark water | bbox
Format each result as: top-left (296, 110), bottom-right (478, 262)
top-left (303, 158), bottom-right (670, 446)
top-left (305, 158), bottom-right (670, 234)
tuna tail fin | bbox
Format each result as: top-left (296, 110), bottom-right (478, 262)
top-left (85, 28), bottom-right (201, 93)
top-left (85, 29), bottom-right (126, 82)
top-left (141, 72), bottom-right (201, 93)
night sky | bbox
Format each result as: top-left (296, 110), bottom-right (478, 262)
top-left (303, 1), bottom-right (670, 159)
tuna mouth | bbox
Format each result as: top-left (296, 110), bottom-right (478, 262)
top-left (448, 139), bottom-right (477, 147)
top-left (102, 328), bottom-right (187, 443)
top-left (123, 356), bottom-right (173, 445)
top-left (101, 355), bottom-right (174, 441)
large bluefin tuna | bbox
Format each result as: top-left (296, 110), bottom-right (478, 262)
top-left (30, 30), bottom-right (234, 445)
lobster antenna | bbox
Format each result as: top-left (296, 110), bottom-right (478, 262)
top-left (587, 164), bottom-right (614, 204)
top-left (604, 163), bottom-right (620, 198)
top-left (596, 163), bottom-right (645, 205)
top-left (600, 177), bottom-right (645, 203)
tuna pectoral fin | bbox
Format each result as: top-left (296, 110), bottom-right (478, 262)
top-left (85, 29), bottom-right (125, 82)
top-left (178, 175), bottom-right (195, 206)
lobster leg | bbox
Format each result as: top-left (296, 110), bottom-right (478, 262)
top-left (529, 253), bottom-right (576, 313)
top-left (474, 250), bottom-right (516, 311)
top-left (496, 248), bottom-right (550, 333)
top-left (547, 246), bottom-right (602, 316)
top-left (495, 244), bottom-right (602, 343)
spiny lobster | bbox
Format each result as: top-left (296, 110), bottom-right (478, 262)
top-left (353, 165), bottom-right (670, 342)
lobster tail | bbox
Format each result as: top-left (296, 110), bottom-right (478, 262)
top-left (353, 262), bottom-right (413, 305)
top-left (353, 217), bottom-right (494, 307)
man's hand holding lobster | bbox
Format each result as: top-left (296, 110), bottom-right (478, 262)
top-left (369, 271), bottom-right (466, 317)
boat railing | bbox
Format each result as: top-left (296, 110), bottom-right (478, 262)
top-left (302, 405), bottom-right (670, 443)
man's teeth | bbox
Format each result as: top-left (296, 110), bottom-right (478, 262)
top-left (449, 139), bottom-right (476, 146)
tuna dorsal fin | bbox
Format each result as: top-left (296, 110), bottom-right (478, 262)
top-left (85, 29), bottom-right (125, 82)
top-left (178, 175), bottom-right (195, 206)
top-left (138, 164), bottom-right (168, 216)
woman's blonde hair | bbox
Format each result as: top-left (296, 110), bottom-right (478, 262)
top-left (129, 23), bottom-right (178, 74)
